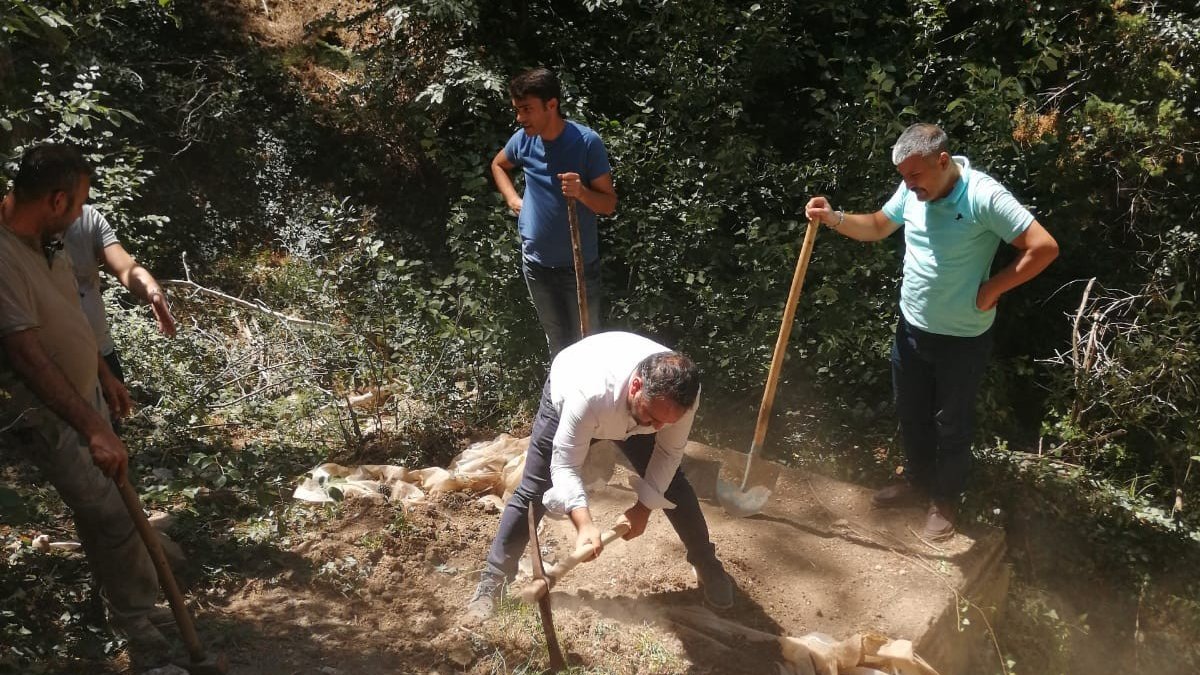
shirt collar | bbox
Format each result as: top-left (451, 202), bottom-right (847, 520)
top-left (937, 155), bottom-right (971, 205)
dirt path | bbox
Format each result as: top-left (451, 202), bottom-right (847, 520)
top-left (188, 442), bottom-right (998, 674)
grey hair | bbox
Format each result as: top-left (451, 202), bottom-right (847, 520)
top-left (892, 123), bottom-right (949, 165)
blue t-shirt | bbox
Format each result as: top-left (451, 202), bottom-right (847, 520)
top-left (504, 120), bottom-right (612, 268)
top-left (882, 156), bottom-right (1034, 337)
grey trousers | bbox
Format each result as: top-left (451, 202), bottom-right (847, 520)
top-left (7, 388), bottom-right (158, 623)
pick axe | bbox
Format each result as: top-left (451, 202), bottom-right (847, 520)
top-left (519, 519), bottom-right (631, 605)
top-left (522, 515), bottom-right (631, 672)
top-left (527, 509), bottom-right (567, 672)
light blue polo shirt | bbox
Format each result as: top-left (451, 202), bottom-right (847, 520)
top-left (882, 156), bottom-right (1034, 337)
top-left (504, 120), bottom-right (612, 268)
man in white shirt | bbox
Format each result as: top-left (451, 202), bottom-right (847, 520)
top-left (466, 331), bottom-right (734, 621)
top-left (61, 204), bottom-right (175, 399)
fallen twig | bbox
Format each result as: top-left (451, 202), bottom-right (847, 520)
top-left (905, 525), bottom-right (948, 554)
top-left (206, 373), bottom-right (313, 410)
top-left (163, 278), bottom-right (337, 329)
top-left (0, 409), bottom-right (34, 434)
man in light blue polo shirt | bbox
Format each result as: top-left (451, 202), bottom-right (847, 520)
top-left (490, 67), bottom-right (618, 357)
top-left (805, 123), bottom-right (1059, 540)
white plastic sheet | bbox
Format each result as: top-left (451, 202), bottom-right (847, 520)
top-left (292, 434), bottom-right (530, 506)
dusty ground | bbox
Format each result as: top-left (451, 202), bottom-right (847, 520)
top-left (171, 442), bottom-right (1001, 675)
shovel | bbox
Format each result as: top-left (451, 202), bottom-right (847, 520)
top-left (717, 219), bottom-right (820, 518)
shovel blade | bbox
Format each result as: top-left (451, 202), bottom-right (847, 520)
top-left (715, 479), bottom-right (772, 518)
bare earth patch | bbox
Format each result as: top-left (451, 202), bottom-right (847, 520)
top-left (189, 442), bottom-right (1005, 674)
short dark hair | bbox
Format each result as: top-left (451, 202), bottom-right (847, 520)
top-left (636, 351), bottom-right (701, 410)
top-left (12, 144), bottom-right (92, 203)
top-left (509, 67), bottom-right (562, 105)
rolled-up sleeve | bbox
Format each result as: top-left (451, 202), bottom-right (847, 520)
top-left (638, 393), bottom-right (699, 510)
top-left (543, 392), bottom-right (596, 517)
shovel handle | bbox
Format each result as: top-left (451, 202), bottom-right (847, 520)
top-left (115, 478), bottom-right (207, 663)
top-left (741, 220), bottom-right (820, 490)
top-left (567, 198), bottom-right (590, 337)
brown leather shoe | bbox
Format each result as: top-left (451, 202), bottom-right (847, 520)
top-left (871, 482), bottom-right (926, 509)
top-left (923, 500), bottom-right (956, 541)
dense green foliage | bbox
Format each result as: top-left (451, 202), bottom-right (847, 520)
top-left (2, 0), bottom-right (1199, 672)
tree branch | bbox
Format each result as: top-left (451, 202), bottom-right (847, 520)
top-left (162, 278), bottom-right (337, 329)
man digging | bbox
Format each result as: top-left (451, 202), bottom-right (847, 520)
top-left (466, 331), bottom-right (735, 621)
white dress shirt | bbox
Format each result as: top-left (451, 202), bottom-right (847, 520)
top-left (542, 331), bottom-right (699, 516)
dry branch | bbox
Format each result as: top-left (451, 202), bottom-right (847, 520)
top-left (0, 409), bottom-right (34, 434)
top-left (162, 278), bottom-right (337, 329)
top-left (1072, 277), bottom-right (1097, 372)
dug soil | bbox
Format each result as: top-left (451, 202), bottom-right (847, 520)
top-left (190, 442), bottom-right (1002, 674)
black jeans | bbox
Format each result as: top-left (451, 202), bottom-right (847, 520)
top-left (891, 313), bottom-right (994, 501)
top-left (522, 257), bottom-right (602, 358)
top-left (484, 378), bottom-right (716, 580)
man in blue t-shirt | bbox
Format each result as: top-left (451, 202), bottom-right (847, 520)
top-left (805, 123), bottom-right (1059, 540)
top-left (490, 67), bottom-right (618, 357)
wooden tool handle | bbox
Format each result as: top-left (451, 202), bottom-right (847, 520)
top-left (741, 220), bottom-right (820, 490)
top-left (519, 521), bottom-right (631, 603)
top-left (567, 198), bottom-right (590, 337)
top-left (551, 521), bottom-right (631, 577)
top-left (527, 508), bottom-right (566, 671)
top-left (115, 478), bottom-right (207, 663)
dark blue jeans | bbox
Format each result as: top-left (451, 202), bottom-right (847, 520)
top-left (484, 379), bottom-right (716, 580)
top-left (522, 257), bottom-right (602, 358)
top-left (891, 313), bottom-right (994, 501)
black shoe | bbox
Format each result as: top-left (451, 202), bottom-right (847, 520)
top-left (694, 559), bottom-right (734, 610)
top-left (464, 572), bottom-right (506, 623)
top-left (871, 482), bottom-right (926, 509)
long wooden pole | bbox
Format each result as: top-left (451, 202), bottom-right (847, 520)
top-left (115, 479), bottom-right (208, 664)
top-left (528, 509), bottom-right (566, 671)
top-left (740, 220), bottom-right (820, 490)
top-left (567, 198), bottom-right (590, 337)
